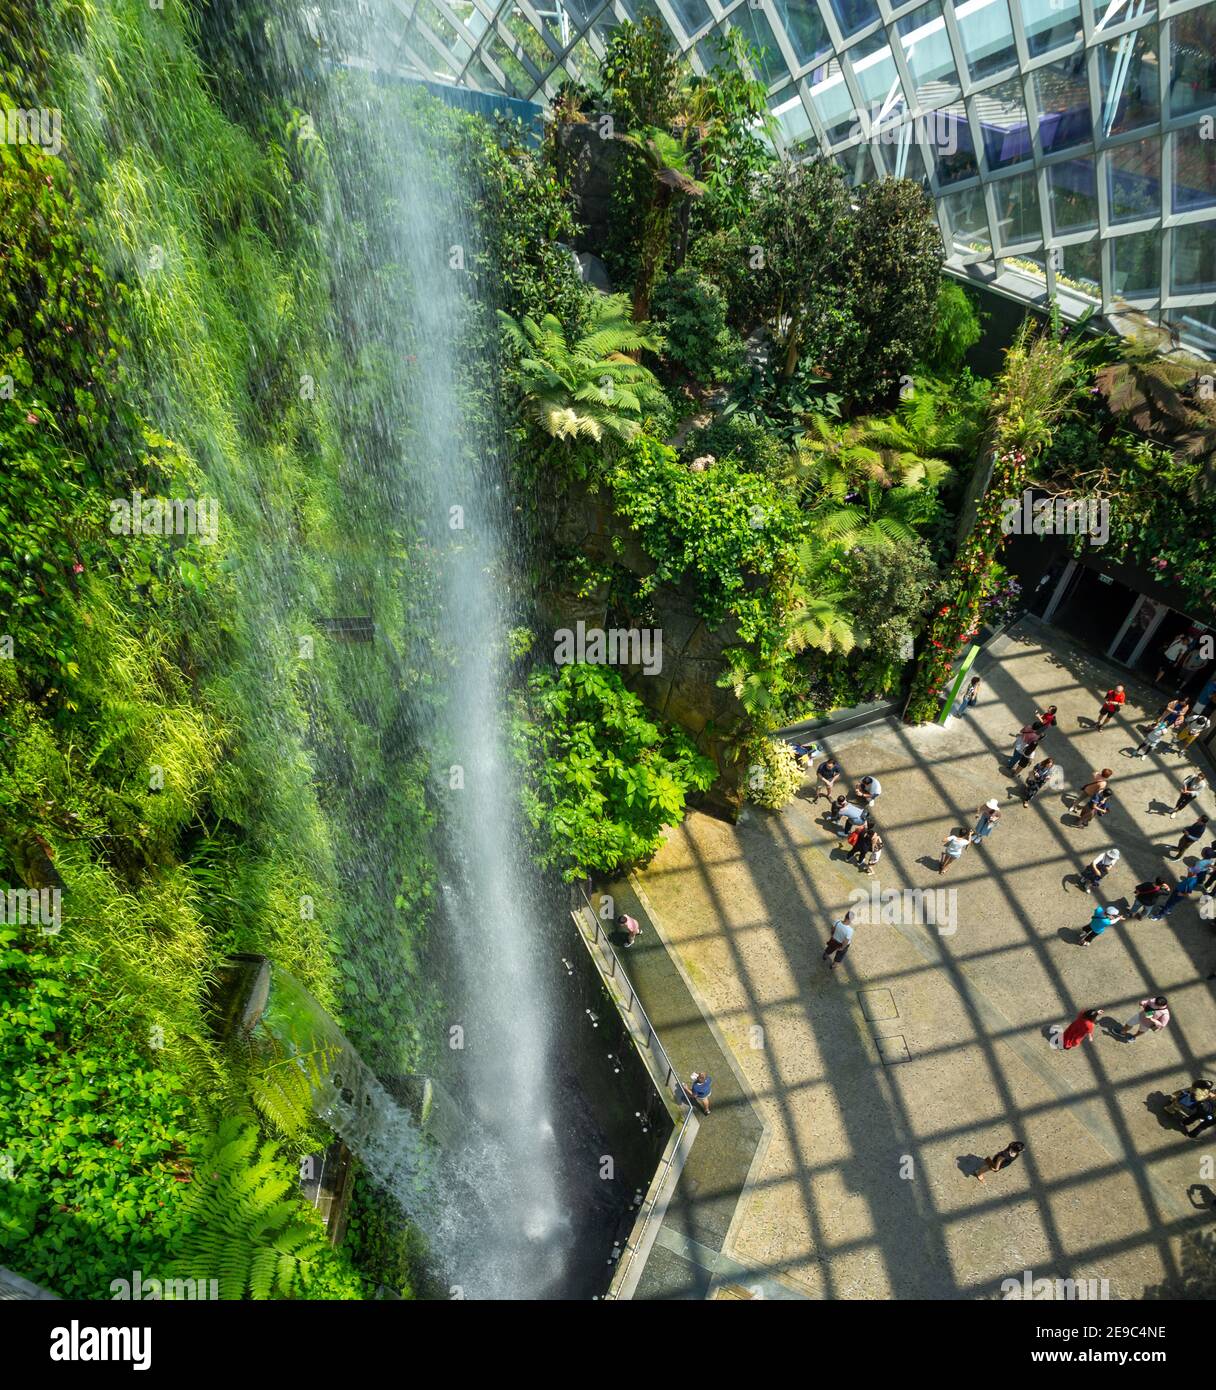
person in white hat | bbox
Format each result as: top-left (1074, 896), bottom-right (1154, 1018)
top-left (1080, 847), bottom-right (1120, 893)
top-left (973, 799), bottom-right (1002, 844)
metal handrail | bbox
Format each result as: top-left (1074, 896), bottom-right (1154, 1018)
top-left (607, 1103), bottom-right (695, 1300)
top-left (574, 886), bottom-right (686, 1104)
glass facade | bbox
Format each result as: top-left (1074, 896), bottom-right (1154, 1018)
top-left (369, 0), bottom-right (1216, 351)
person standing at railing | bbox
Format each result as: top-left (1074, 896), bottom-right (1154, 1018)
top-left (687, 1071), bottom-right (712, 1116)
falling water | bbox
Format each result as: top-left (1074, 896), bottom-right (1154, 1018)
top-left (309, 9), bottom-right (567, 1297)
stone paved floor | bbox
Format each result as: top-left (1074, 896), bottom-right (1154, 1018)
top-left (635, 621), bottom-right (1216, 1299)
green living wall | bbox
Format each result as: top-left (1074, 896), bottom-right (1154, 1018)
top-left (0, 0), bottom-right (579, 1299)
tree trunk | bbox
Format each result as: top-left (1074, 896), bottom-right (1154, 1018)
top-left (632, 183), bottom-right (674, 329)
top-left (781, 301), bottom-right (803, 380)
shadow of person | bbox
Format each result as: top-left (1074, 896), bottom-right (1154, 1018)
top-left (1058, 927), bottom-right (1085, 944)
top-left (918, 855), bottom-right (944, 873)
top-left (1186, 1184), bottom-right (1215, 1210)
top-left (1098, 1017), bottom-right (1129, 1042)
top-left (1145, 1090), bottom-right (1177, 1131)
top-left (1062, 872), bottom-right (1088, 893)
top-left (957, 1154), bottom-right (986, 1179)
top-left (1148, 800), bottom-right (1173, 816)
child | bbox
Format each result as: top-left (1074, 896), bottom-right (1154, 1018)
top-left (1022, 757), bottom-right (1055, 808)
top-left (938, 829), bottom-right (973, 875)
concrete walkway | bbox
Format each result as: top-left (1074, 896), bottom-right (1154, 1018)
top-left (632, 620), bottom-right (1216, 1299)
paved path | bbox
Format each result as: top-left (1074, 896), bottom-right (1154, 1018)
top-left (633, 621), bottom-right (1216, 1299)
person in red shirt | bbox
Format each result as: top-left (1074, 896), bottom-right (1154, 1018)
top-left (1061, 1008), bottom-right (1104, 1049)
top-left (1096, 684), bottom-right (1125, 729)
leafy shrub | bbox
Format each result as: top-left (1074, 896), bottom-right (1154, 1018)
top-left (683, 410), bottom-right (792, 476)
top-left (654, 269), bottom-right (744, 387)
top-left (744, 739), bottom-right (803, 810)
top-left (921, 279), bottom-right (984, 378)
top-left (512, 663), bottom-right (715, 880)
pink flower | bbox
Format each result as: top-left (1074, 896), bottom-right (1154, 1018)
top-left (72, 562), bottom-right (84, 575)
top-left (25, 413), bottom-right (37, 424)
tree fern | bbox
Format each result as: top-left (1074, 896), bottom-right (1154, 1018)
top-left (172, 1118), bottom-right (333, 1300)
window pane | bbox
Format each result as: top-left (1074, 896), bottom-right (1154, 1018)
top-left (1019, 0), bottom-right (1081, 59)
top-left (809, 59), bottom-right (861, 140)
top-left (1112, 229), bottom-right (1160, 298)
top-left (772, 86), bottom-right (815, 143)
top-left (772, 0), bottom-right (832, 67)
top-left (992, 170), bottom-right (1042, 245)
top-left (728, 9), bottom-right (790, 85)
top-left (1170, 3), bottom-right (1216, 119)
top-left (898, 2), bottom-right (960, 106)
top-left (1107, 137), bottom-right (1161, 223)
top-left (1096, 27), bottom-right (1159, 138)
top-left (1033, 56), bottom-right (1093, 153)
top-left (942, 183), bottom-right (992, 254)
top-left (831, 0), bottom-right (881, 39)
top-left (952, 0), bottom-right (1017, 82)
top-left (669, 0), bottom-right (713, 37)
top-left (1059, 238), bottom-right (1101, 299)
top-left (1172, 221), bottom-right (1216, 294)
top-left (1174, 127), bottom-right (1216, 213)
top-left (978, 77), bottom-right (1031, 170)
top-left (850, 29), bottom-right (904, 116)
top-left (1049, 157), bottom-right (1098, 232)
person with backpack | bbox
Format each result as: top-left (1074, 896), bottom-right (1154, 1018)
top-left (1129, 876), bottom-right (1170, 919)
top-left (1021, 756), bottom-right (1056, 808)
top-left (1077, 786), bottom-right (1112, 828)
top-left (861, 829), bottom-right (883, 877)
top-left (1170, 814), bottom-right (1209, 858)
top-left (1171, 772), bottom-right (1208, 818)
top-left (1095, 684), bottom-right (1125, 729)
top-left (956, 675), bottom-right (981, 716)
top-left (1007, 724), bottom-right (1042, 774)
top-left (1119, 996), bottom-right (1170, 1042)
top-left (847, 823), bottom-right (876, 870)
top-left (1080, 847), bottom-right (1120, 893)
top-left (1079, 903), bottom-right (1122, 945)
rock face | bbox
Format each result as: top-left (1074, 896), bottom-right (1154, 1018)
top-left (552, 121), bottom-right (622, 257)
top-left (543, 478), bottom-right (749, 817)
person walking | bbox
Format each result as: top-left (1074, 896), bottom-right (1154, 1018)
top-left (823, 910), bottom-right (855, 969)
top-left (1156, 633), bottom-right (1191, 684)
top-left (1130, 875), bottom-right (1170, 919)
top-left (1150, 871), bottom-right (1203, 919)
top-left (1079, 903), bottom-right (1122, 945)
top-left (815, 755), bottom-right (842, 803)
top-left (973, 799), bottom-right (1002, 843)
top-left (1170, 814), bottom-right (1209, 858)
top-left (1080, 847), bottom-right (1120, 893)
top-left (1021, 756), bottom-right (1056, 808)
top-left (1007, 724), bottom-right (1043, 774)
top-left (1134, 718), bottom-right (1172, 758)
top-left (939, 828), bottom-right (974, 874)
top-left (686, 1071), bottom-right (712, 1116)
top-left (616, 912), bottom-right (642, 948)
top-left (1171, 771), bottom-right (1208, 818)
top-left (1061, 1008), bottom-right (1104, 1049)
top-left (1077, 785), bottom-right (1112, 828)
top-left (1176, 712), bottom-right (1211, 750)
top-left (1119, 996), bottom-right (1170, 1042)
top-left (1095, 684), bottom-right (1125, 729)
top-left (976, 1140), bottom-right (1025, 1183)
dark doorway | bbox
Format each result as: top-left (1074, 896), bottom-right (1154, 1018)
top-left (1050, 567), bottom-right (1138, 654)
